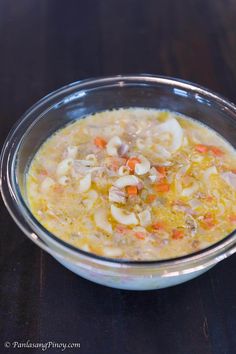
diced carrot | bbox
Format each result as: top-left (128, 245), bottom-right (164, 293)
top-left (202, 212), bottom-right (216, 229)
top-left (126, 157), bottom-right (141, 172)
top-left (172, 229), bottom-right (184, 240)
top-left (134, 232), bottom-right (145, 240)
top-left (205, 195), bottom-right (214, 202)
top-left (172, 199), bottom-right (185, 206)
top-left (126, 186), bottom-right (138, 196)
top-left (208, 146), bottom-right (224, 156)
top-left (195, 144), bottom-right (224, 156)
top-left (231, 169), bottom-right (236, 174)
top-left (229, 214), bottom-right (236, 223)
top-left (152, 222), bottom-right (165, 230)
top-left (94, 137), bottom-right (107, 149)
top-left (195, 144), bottom-right (208, 153)
top-left (202, 222), bottom-right (216, 229)
top-left (53, 185), bottom-right (63, 193)
top-left (155, 166), bottom-right (167, 178)
top-left (203, 212), bottom-right (213, 221)
top-left (155, 182), bottom-right (170, 193)
top-left (147, 194), bottom-right (156, 203)
top-left (115, 224), bottom-right (129, 234)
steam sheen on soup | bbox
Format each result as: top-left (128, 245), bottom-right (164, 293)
top-left (26, 109), bottom-right (236, 260)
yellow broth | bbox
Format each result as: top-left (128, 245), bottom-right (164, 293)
top-left (26, 109), bottom-right (236, 260)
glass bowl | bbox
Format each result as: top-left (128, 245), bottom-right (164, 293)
top-left (1, 75), bottom-right (236, 290)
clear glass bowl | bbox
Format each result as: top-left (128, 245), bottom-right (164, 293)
top-left (1, 75), bottom-right (236, 290)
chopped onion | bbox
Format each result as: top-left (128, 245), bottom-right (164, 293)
top-left (137, 181), bottom-right (144, 190)
top-left (138, 210), bottom-right (152, 227)
top-left (188, 199), bottom-right (202, 209)
top-left (158, 161), bottom-right (172, 166)
top-left (78, 174), bottom-right (91, 193)
top-left (148, 167), bottom-right (160, 183)
top-left (181, 181), bottom-right (199, 197)
top-left (149, 175), bottom-right (157, 183)
top-left (175, 164), bottom-right (190, 193)
top-left (203, 166), bottom-right (217, 182)
top-left (221, 171), bottom-right (236, 189)
top-left (191, 154), bottom-right (204, 163)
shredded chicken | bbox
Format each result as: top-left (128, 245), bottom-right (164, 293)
top-left (221, 171), bottom-right (236, 189)
top-left (109, 186), bottom-right (126, 204)
top-left (185, 214), bottom-right (198, 236)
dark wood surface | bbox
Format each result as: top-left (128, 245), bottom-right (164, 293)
top-left (1, 1), bottom-right (236, 353)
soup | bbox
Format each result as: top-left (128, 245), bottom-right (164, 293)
top-left (26, 108), bottom-right (236, 260)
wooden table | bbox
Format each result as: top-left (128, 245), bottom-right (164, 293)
top-left (1, 1), bottom-right (236, 353)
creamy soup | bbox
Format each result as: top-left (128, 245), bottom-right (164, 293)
top-left (26, 108), bottom-right (236, 260)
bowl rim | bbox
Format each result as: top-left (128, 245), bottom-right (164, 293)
top-left (1, 73), bottom-right (236, 267)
